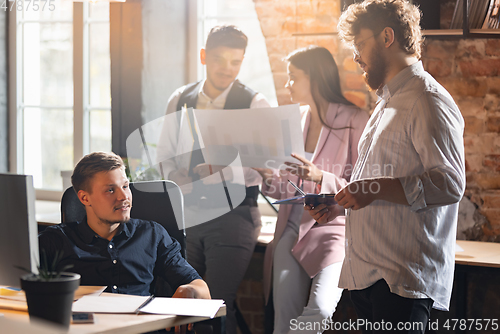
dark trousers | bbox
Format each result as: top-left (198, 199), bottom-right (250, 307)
top-left (350, 279), bottom-right (433, 334)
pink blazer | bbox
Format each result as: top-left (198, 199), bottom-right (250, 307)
top-left (262, 103), bottom-right (369, 302)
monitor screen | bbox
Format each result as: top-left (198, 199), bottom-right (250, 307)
top-left (0, 173), bottom-right (39, 287)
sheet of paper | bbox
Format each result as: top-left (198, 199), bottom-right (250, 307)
top-left (140, 297), bottom-right (225, 318)
top-left (193, 104), bottom-right (305, 169)
top-left (72, 295), bottom-right (150, 313)
top-left (455, 243), bottom-right (464, 253)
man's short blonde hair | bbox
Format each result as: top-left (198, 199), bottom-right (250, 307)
top-left (72, 152), bottom-right (125, 193)
top-left (338, 0), bottom-right (423, 59)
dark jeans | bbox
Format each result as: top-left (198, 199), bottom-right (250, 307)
top-left (350, 279), bottom-right (433, 334)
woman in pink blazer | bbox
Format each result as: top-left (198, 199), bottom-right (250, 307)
top-left (256, 46), bottom-right (369, 334)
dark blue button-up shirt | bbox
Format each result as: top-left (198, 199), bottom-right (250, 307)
top-left (39, 218), bottom-right (201, 296)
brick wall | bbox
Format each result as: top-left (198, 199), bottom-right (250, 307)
top-left (254, 0), bottom-right (500, 241)
top-left (234, 1), bottom-right (500, 333)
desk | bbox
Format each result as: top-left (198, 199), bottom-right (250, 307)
top-left (0, 296), bottom-right (226, 334)
top-left (454, 240), bottom-right (500, 334)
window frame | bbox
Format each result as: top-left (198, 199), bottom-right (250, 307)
top-left (8, 2), bottom-right (110, 200)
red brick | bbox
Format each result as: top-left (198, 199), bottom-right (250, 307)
top-left (344, 91), bottom-right (367, 108)
top-left (297, 17), bottom-right (335, 34)
top-left (265, 37), bottom-right (296, 56)
top-left (481, 224), bottom-right (500, 237)
top-left (296, 1), bottom-right (315, 16)
top-left (465, 154), bottom-right (484, 172)
top-left (250, 281), bottom-right (264, 295)
top-left (459, 59), bottom-right (500, 78)
top-left (296, 35), bottom-right (338, 55)
top-left (344, 72), bottom-right (366, 90)
top-left (423, 41), bottom-right (458, 60)
top-left (485, 40), bottom-right (500, 57)
top-left (238, 297), bottom-right (264, 312)
top-left (486, 116), bottom-right (500, 133)
top-left (464, 135), bottom-right (496, 155)
top-left (456, 40), bottom-right (485, 59)
top-left (453, 78), bottom-right (487, 97)
top-left (481, 209), bottom-right (500, 228)
top-left (260, 17), bottom-right (284, 37)
top-left (269, 54), bottom-right (287, 73)
top-left (318, 0), bottom-right (340, 17)
top-left (464, 116), bottom-right (485, 135)
top-left (456, 97), bottom-right (485, 117)
top-left (425, 59), bottom-right (452, 77)
top-left (282, 18), bottom-right (300, 34)
top-left (475, 173), bottom-right (500, 190)
top-left (486, 77), bottom-right (500, 95)
top-left (482, 193), bottom-right (500, 208)
top-left (483, 155), bottom-right (500, 172)
top-left (237, 280), bottom-right (251, 296)
top-left (273, 72), bottom-right (289, 91)
top-left (252, 314), bottom-right (265, 333)
top-left (342, 56), bottom-right (358, 72)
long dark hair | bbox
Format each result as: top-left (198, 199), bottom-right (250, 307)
top-left (285, 46), bottom-right (354, 129)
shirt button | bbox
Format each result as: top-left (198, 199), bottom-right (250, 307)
top-left (109, 244), bottom-right (113, 249)
top-left (113, 260), bottom-right (117, 264)
top-left (113, 285), bottom-right (117, 290)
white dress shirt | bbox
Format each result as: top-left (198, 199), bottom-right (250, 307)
top-left (339, 61), bottom-right (466, 311)
top-left (157, 80), bottom-right (270, 187)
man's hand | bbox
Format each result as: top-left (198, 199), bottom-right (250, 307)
top-left (167, 279), bottom-right (211, 333)
top-left (172, 279), bottom-right (211, 300)
top-left (285, 153), bottom-right (323, 184)
top-left (305, 203), bottom-right (344, 224)
top-left (169, 168), bottom-right (193, 193)
top-left (193, 164), bottom-right (232, 184)
top-left (335, 178), bottom-right (408, 210)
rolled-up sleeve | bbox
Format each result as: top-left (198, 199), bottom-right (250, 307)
top-left (399, 92), bottom-right (465, 211)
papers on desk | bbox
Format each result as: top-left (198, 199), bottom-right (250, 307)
top-left (141, 298), bottom-right (225, 318)
top-left (72, 295), bottom-right (225, 318)
top-left (72, 295), bottom-right (151, 314)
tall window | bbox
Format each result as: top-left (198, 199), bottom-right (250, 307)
top-left (196, 0), bottom-right (278, 106)
top-left (11, 1), bottom-right (111, 196)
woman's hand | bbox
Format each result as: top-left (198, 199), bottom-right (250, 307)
top-left (253, 167), bottom-right (274, 185)
top-left (304, 203), bottom-right (344, 224)
top-left (285, 153), bottom-right (323, 184)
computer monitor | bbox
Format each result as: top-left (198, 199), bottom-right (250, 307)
top-left (0, 173), bottom-right (39, 286)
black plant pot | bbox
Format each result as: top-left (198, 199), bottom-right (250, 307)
top-left (21, 272), bottom-right (81, 328)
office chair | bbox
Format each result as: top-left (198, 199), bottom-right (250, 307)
top-left (60, 180), bottom-right (187, 296)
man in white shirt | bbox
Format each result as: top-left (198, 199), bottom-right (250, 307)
top-left (156, 25), bottom-right (269, 334)
top-left (308, 1), bottom-right (465, 333)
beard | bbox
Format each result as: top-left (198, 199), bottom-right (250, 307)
top-left (363, 42), bottom-right (388, 91)
top-left (100, 217), bottom-right (130, 226)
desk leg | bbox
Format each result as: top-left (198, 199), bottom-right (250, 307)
top-left (455, 267), bottom-right (467, 334)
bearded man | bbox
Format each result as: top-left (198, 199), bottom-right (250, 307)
top-left (307, 1), bottom-right (465, 333)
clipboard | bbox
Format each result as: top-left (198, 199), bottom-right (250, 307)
top-left (272, 193), bottom-right (337, 206)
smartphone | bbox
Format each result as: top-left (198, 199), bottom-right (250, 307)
top-left (72, 312), bottom-right (95, 324)
top-left (304, 194), bottom-right (337, 207)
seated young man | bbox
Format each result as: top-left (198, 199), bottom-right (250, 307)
top-left (39, 152), bottom-right (210, 299)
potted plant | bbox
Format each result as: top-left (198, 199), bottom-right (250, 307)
top-left (19, 250), bottom-right (80, 328)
